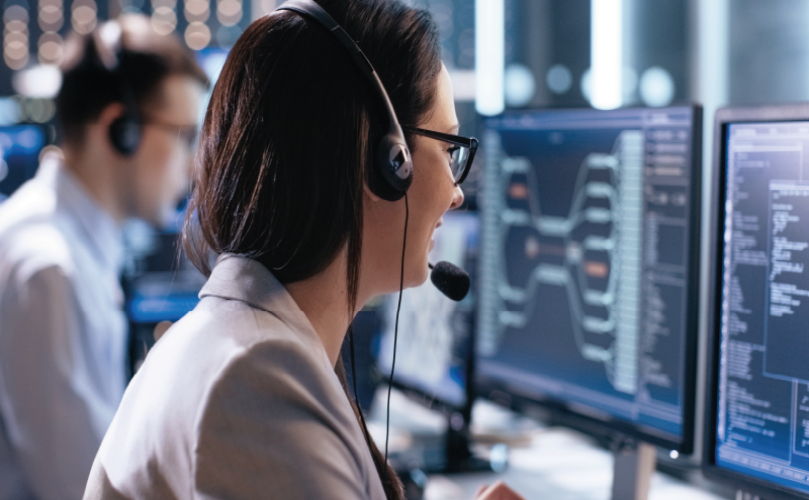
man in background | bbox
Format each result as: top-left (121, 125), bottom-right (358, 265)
top-left (0, 15), bottom-right (207, 499)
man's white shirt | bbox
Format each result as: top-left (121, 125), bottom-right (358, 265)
top-left (0, 154), bottom-right (127, 500)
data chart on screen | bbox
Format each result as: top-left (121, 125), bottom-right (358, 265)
top-left (715, 121), bottom-right (809, 494)
top-left (477, 107), bottom-right (699, 442)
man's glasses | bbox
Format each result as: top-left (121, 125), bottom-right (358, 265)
top-left (144, 119), bottom-right (199, 150)
top-left (403, 126), bottom-right (478, 185)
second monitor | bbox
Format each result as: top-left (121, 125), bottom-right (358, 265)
top-left (476, 105), bottom-right (702, 453)
top-left (375, 210), bottom-right (483, 472)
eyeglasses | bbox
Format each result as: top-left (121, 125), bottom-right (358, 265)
top-left (144, 119), bottom-right (199, 150)
top-left (403, 126), bottom-right (478, 185)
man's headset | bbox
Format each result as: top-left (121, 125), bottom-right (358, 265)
top-left (92, 20), bottom-right (142, 157)
top-left (275, 0), bottom-right (412, 202)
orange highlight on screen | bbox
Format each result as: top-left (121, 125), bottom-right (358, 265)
top-left (509, 183), bottom-right (529, 199)
top-left (584, 261), bottom-right (609, 278)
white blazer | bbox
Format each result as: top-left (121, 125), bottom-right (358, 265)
top-left (83, 254), bottom-right (386, 499)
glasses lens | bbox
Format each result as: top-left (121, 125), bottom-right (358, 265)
top-left (450, 145), bottom-right (470, 183)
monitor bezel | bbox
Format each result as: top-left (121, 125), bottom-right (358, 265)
top-left (376, 210), bottom-right (481, 421)
top-left (703, 103), bottom-right (809, 500)
top-left (475, 103), bottom-right (703, 453)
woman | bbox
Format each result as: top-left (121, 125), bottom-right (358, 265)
top-left (84, 0), bottom-right (523, 498)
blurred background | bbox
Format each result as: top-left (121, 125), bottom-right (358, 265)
top-left (2, 2), bottom-right (808, 498)
top-left (1, 0), bottom-right (806, 215)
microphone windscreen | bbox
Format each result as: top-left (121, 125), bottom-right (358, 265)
top-left (430, 261), bottom-right (470, 301)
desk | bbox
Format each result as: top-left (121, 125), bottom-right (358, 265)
top-left (423, 428), bottom-right (732, 500)
top-left (367, 390), bottom-right (736, 500)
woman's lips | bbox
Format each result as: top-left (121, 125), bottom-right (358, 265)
top-left (430, 220), bottom-right (442, 251)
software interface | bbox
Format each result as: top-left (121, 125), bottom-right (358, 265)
top-left (477, 107), bottom-right (697, 440)
top-left (0, 125), bottom-right (45, 202)
top-left (716, 121), bottom-right (809, 494)
top-left (376, 211), bottom-right (479, 409)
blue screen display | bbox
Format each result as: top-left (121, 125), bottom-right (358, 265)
top-left (0, 125), bottom-right (45, 202)
top-left (715, 121), bottom-right (809, 494)
top-left (476, 107), bottom-right (698, 441)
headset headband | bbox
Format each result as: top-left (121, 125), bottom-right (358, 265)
top-left (92, 19), bottom-right (142, 156)
top-left (275, 0), bottom-right (413, 197)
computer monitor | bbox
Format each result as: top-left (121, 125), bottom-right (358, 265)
top-left (476, 105), bottom-right (702, 454)
top-left (374, 210), bottom-right (484, 472)
top-left (704, 103), bottom-right (809, 500)
top-left (0, 125), bottom-right (45, 203)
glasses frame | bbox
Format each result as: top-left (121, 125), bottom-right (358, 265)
top-left (403, 126), bottom-right (478, 185)
top-left (142, 117), bottom-right (199, 149)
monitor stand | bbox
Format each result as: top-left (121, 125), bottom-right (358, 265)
top-left (610, 436), bottom-right (656, 500)
top-left (422, 410), bottom-right (497, 474)
top-left (442, 420), bottom-right (494, 473)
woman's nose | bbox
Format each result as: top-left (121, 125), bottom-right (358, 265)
top-left (449, 184), bottom-right (464, 210)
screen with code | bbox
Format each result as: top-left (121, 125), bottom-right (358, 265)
top-left (476, 107), bottom-right (700, 447)
top-left (715, 121), bottom-right (809, 493)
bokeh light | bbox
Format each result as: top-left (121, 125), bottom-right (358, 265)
top-left (4, 6), bottom-right (29, 70)
top-left (639, 66), bottom-right (675, 107)
top-left (546, 64), bottom-right (572, 94)
top-left (216, 0), bottom-right (242, 27)
top-left (71, 0), bottom-right (98, 35)
top-left (184, 0), bottom-right (210, 23)
top-left (38, 32), bottom-right (63, 65)
top-left (184, 21), bottom-right (211, 50)
top-left (151, 6), bottom-right (177, 35)
top-left (504, 63), bottom-right (535, 107)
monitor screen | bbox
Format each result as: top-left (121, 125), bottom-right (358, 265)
top-left (124, 229), bottom-right (205, 324)
top-left (375, 211), bottom-right (479, 410)
top-left (0, 125), bottom-right (45, 203)
top-left (710, 116), bottom-right (809, 497)
top-left (476, 106), bottom-right (701, 450)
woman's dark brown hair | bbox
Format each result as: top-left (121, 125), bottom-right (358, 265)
top-left (184, 0), bottom-right (442, 497)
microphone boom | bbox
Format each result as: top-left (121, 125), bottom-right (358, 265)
top-left (429, 261), bottom-right (470, 301)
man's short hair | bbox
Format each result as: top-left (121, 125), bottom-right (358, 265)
top-left (56, 14), bottom-right (209, 146)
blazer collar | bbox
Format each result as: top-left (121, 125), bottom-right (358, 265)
top-left (198, 254), bottom-right (323, 352)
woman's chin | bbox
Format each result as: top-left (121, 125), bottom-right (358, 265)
top-left (403, 261), bottom-right (430, 290)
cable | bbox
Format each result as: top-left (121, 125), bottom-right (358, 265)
top-left (384, 191), bottom-right (408, 480)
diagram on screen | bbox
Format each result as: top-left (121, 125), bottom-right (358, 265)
top-left (480, 130), bottom-right (644, 394)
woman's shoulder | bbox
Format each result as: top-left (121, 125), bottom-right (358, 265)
top-left (149, 294), bottom-right (343, 422)
top-left (184, 303), bottom-right (377, 498)
top-left (92, 299), bottom-right (370, 499)
top-left (143, 295), bottom-right (330, 403)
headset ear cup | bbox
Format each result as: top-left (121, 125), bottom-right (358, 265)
top-left (109, 116), bottom-right (141, 156)
top-left (373, 134), bottom-right (412, 200)
top-left (367, 159), bottom-right (405, 201)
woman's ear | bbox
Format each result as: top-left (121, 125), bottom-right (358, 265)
top-left (363, 182), bottom-right (382, 202)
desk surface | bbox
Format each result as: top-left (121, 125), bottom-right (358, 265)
top-left (422, 428), bottom-right (731, 500)
top-left (367, 389), bottom-right (736, 500)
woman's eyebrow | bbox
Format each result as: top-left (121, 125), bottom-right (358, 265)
top-left (444, 124), bottom-right (460, 134)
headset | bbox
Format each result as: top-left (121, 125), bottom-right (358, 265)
top-left (275, 0), bottom-right (413, 202)
top-left (92, 20), bottom-right (142, 157)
